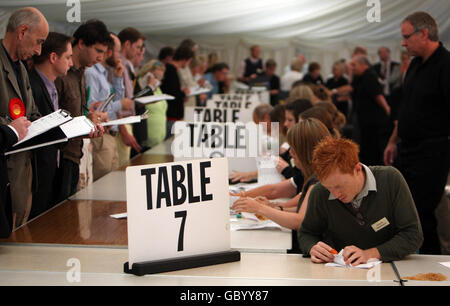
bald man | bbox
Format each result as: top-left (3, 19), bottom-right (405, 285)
top-left (0, 7), bottom-right (49, 227)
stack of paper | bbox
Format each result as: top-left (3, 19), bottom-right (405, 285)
top-left (230, 219), bottom-right (283, 231)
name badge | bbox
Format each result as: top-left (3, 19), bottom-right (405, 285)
top-left (371, 217), bottom-right (390, 232)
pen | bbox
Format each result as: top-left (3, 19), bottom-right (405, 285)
top-left (98, 93), bottom-right (116, 112)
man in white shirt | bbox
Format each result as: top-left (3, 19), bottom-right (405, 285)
top-left (281, 57), bottom-right (304, 92)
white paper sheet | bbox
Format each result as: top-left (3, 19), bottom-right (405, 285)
top-left (110, 213), bottom-right (128, 219)
top-left (101, 115), bottom-right (142, 127)
top-left (14, 109), bottom-right (71, 146)
top-left (325, 249), bottom-right (382, 269)
top-left (439, 262), bottom-right (450, 268)
top-left (59, 116), bottom-right (95, 138)
top-left (187, 86), bottom-right (211, 97)
top-left (135, 94), bottom-right (175, 104)
top-left (230, 219), bottom-right (284, 231)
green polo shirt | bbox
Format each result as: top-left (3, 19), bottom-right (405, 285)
top-left (298, 166), bottom-right (423, 262)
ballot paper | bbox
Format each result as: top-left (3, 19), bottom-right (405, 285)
top-left (110, 213), bottom-right (128, 219)
top-left (229, 183), bottom-right (263, 210)
top-left (325, 249), bottom-right (382, 269)
top-left (134, 94), bottom-right (175, 104)
top-left (59, 116), bottom-right (95, 138)
top-left (14, 109), bottom-right (71, 146)
top-left (249, 86), bottom-right (267, 92)
top-left (101, 115), bottom-right (142, 127)
top-left (230, 212), bottom-right (290, 231)
top-left (230, 219), bottom-right (286, 231)
top-left (439, 262), bottom-right (450, 268)
top-left (187, 86), bottom-right (211, 97)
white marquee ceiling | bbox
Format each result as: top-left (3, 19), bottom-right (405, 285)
top-left (1, 0), bottom-right (449, 76)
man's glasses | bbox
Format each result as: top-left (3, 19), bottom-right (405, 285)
top-left (402, 29), bottom-right (421, 40)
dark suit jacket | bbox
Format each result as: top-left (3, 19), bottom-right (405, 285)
top-left (0, 124), bottom-right (17, 238)
top-left (28, 68), bottom-right (59, 218)
top-left (0, 40), bottom-right (41, 220)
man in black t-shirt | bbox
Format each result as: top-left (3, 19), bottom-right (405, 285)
top-left (384, 12), bottom-right (450, 255)
top-left (302, 62), bottom-right (324, 86)
top-left (350, 55), bottom-right (391, 166)
top-left (326, 61), bottom-right (350, 118)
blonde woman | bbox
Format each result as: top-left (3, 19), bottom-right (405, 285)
top-left (137, 60), bottom-right (168, 148)
top-left (232, 118), bottom-right (332, 237)
top-left (288, 84), bottom-right (321, 104)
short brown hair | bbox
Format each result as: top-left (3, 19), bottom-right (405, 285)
top-left (308, 62), bottom-right (321, 73)
top-left (403, 11), bottom-right (439, 42)
top-left (315, 101), bottom-right (346, 131)
top-left (287, 118), bottom-right (331, 182)
top-left (33, 32), bottom-right (72, 65)
top-left (300, 106), bottom-right (340, 137)
top-left (312, 137), bottom-right (360, 181)
top-left (118, 27), bottom-right (145, 45)
top-left (265, 59), bottom-right (277, 69)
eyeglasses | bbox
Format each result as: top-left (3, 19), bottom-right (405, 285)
top-left (402, 29), bottom-right (421, 40)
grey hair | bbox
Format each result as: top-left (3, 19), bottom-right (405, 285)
top-left (355, 55), bottom-right (371, 67)
top-left (290, 58), bottom-right (304, 72)
top-left (253, 104), bottom-right (273, 120)
top-left (6, 8), bottom-right (42, 33)
top-left (403, 11), bottom-right (439, 42)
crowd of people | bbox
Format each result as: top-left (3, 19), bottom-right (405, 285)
top-left (231, 11), bottom-right (449, 259)
top-left (0, 7), bottom-right (448, 263)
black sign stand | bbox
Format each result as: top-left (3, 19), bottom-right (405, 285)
top-left (124, 250), bottom-right (241, 276)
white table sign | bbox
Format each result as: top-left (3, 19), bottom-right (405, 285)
top-left (231, 88), bottom-right (270, 105)
top-left (184, 93), bottom-right (261, 124)
top-left (126, 158), bottom-right (230, 269)
top-left (207, 93), bottom-right (261, 109)
top-left (184, 106), bottom-right (254, 123)
top-left (171, 121), bottom-right (266, 174)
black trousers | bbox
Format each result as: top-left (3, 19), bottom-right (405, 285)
top-left (358, 123), bottom-right (391, 166)
top-left (29, 147), bottom-right (58, 220)
top-left (398, 138), bottom-right (450, 254)
top-left (54, 158), bottom-right (79, 204)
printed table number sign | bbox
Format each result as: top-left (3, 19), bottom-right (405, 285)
top-left (125, 158), bottom-right (238, 275)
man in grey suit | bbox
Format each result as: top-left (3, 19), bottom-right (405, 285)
top-left (0, 7), bottom-right (49, 228)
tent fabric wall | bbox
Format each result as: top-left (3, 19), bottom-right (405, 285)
top-left (1, 0), bottom-right (449, 77)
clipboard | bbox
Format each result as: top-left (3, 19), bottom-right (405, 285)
top-left (14, 109), bottom-right (72, 146)
top-left (5, 115), bottom-right (96, 156)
